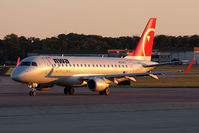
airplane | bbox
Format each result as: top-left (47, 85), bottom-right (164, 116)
top-left (11, 18), bottom-right (195, 96)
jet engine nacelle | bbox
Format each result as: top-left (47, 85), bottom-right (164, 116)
top-left (87, 78), bottom-right (109, 92)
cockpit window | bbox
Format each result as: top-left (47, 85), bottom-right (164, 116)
top-left (20, 61), bottom-right (37, 66)
top-left (20, 62), bottom-right (31, 66)
top-left (32, 62), bottom-right (37, 66)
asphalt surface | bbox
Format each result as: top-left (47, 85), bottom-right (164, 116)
top-left (0, 76), bottom-right (199, 133)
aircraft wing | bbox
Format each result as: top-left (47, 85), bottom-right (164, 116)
top-left (80, 58), bottom-right (195, 80)
top-left (80, 70), bottom-right (181, 80)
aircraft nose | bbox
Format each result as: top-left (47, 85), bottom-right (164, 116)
top-left (11, 73), bottom-right (20, 81)
top-left (11, 68), bottom-right (21, 81)
top-left (11, 68), bottom-right (26, 82)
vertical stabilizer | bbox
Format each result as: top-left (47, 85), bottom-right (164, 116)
top-left (125, 18), bottom-right (156, 60)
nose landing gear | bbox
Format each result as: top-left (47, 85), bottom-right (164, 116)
top-left (28, 83), bottom-right (38, 96)
top-left (29, 90), bottom-right (36, 96)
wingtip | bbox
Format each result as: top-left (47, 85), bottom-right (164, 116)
top-left (184, 58), bottom-right (195, 71)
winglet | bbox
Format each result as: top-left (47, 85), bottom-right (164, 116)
top-left (184, 58), bottom-right (195, 71)
top-left (16, 57), bottom-right (20, 66)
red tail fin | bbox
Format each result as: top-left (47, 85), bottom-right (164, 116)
top-left (16, 57), bottom-right (20, 66)
top-left (125, 18), bottom-right (156, 60)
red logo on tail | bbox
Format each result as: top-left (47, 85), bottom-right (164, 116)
top-left (126, 18), bottom-right (156, 60)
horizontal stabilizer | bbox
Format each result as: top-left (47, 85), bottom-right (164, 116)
top-left (143, 61), bottom-right (182, 67)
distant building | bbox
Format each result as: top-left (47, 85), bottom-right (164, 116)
top-left (171, 51), bottom-right (194, 63)
top-left (107, 49), bottom-right (171, 62)
top-left (152, 51), bottom-right (171, 62)
top-left (107, 48), bottom-right (198, 64)
top-left (194, 47), bottom-right (199, 64)
top-left (107, 49), bottom-right (133, 57)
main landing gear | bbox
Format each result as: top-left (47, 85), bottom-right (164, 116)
top-left (99, 88), bottom-right (110, 95)
top-left (64, 86), bottom-right (75, 95)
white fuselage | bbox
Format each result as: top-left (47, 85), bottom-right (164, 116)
top-left (11, 56), bottom-right (157, 86)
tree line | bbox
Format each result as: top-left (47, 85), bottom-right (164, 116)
top-left (0, 33), bottom-right (199, 64)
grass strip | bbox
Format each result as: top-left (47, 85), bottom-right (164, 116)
top-left (131, 77), bottom-right (199, 88)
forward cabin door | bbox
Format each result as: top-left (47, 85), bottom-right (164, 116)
top-left (41, 57), bottom-right (52, 75)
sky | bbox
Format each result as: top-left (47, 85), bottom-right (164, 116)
top-left (0, 0), bottom-right (199, 39)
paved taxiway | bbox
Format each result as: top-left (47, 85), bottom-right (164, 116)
top-left (0, 76), bottom-right (199, 133)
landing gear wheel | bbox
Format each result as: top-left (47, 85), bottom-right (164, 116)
top-left (69, 87), bottom-right (75, 95)
top-left (28, 84), bottom-right (37, 96)
top-left (99, 91), bottom-right (104, 95)
top-left (32, 91), bottom-right (36, 96)
top-left (29, 91), bottom-right (32, 96)
top-left (29, 90), bottom-right (36, 96)
top-left (104, 88), bottom-right (110, 95)
top-left (64, 87), bottom-right (75, 95)
top-left (99, 88), bottom-right (110, 96)
top-left (64, 87), bottom-right (69, 95)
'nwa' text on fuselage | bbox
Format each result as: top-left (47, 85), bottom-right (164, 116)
top-left (53, 58), bottom-right (70, 64)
